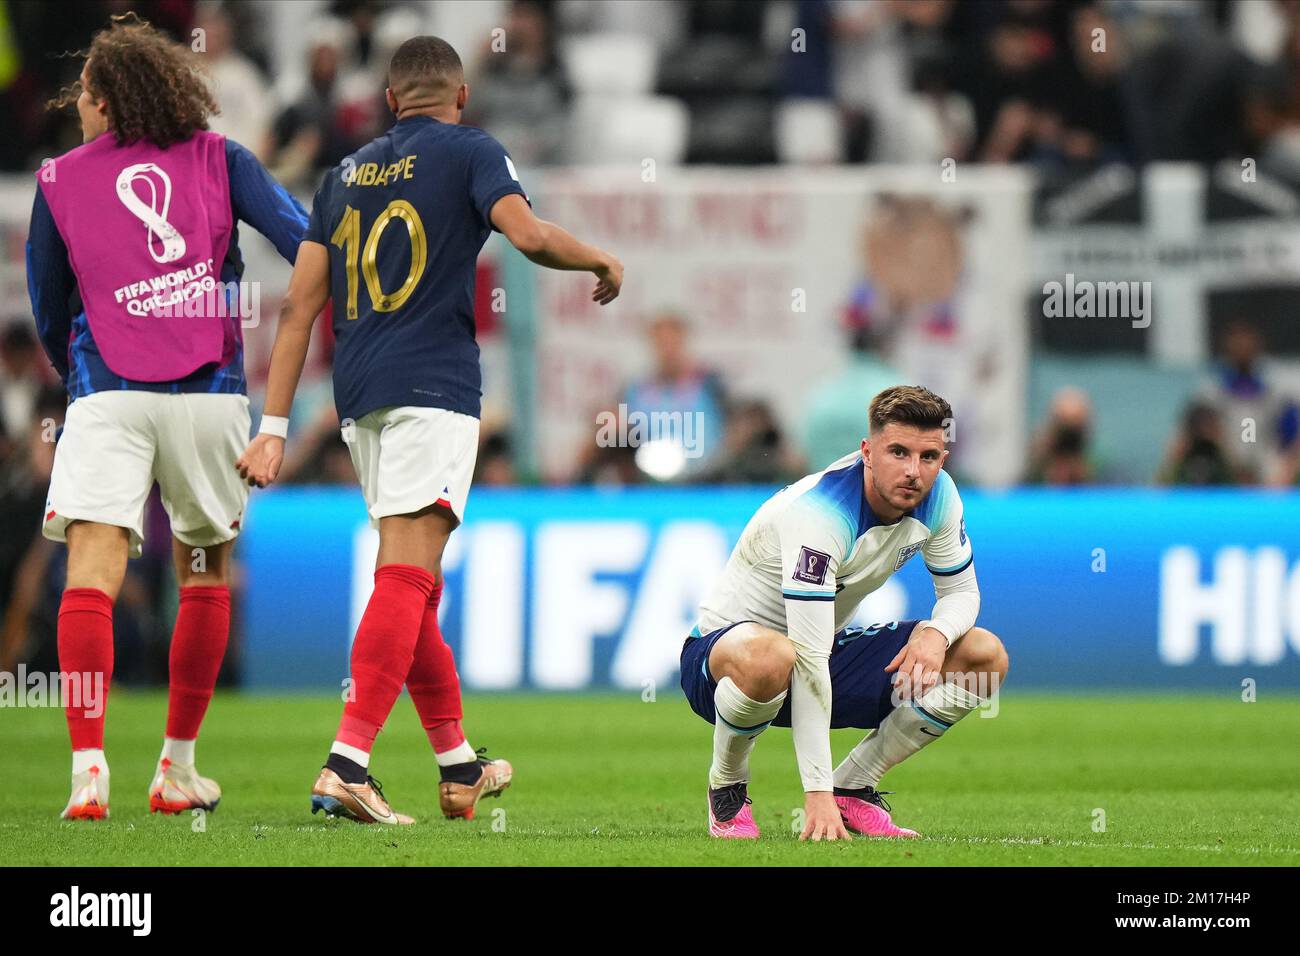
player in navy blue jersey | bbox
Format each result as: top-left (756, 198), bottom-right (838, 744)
top-left (237, 35), bottom-right (622, 825)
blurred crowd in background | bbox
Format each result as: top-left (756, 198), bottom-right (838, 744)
top-left (7, 0), bottom-right (1300, 175)
top-left (5, 0), bottom-right (1300, 678)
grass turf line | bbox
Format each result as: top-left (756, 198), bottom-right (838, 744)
top-left (1, 691), bottom-right (1297, 866)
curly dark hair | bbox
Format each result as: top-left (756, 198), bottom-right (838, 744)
top-left (48, 12), bottom-right (217, 148)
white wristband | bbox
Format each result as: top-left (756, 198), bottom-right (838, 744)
top-left (258, 415), bottom-right (289, 438)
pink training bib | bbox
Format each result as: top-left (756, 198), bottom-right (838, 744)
top-left (37, 131), bottom-right (233, 382)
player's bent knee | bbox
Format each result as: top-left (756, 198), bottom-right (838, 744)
top-left (749, 630), bottom-right (796, 679)
top-left (711, 625), bottom-right (795, 701)
top-left (950, 626), bottom-right (1008, 679)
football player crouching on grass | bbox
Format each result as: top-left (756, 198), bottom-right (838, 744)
top-left (680, 385), bottom-right (1008, 840)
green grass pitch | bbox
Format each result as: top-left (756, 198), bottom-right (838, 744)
top-left (2, 690), bottom-right (1297, 866)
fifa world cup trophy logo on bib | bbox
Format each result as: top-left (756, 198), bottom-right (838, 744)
top-left (115, 162), bottom-right (186, 264)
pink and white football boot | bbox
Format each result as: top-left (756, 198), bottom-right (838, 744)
top-left (834, 787), bottom-right (919, 838)
top-left (708, 782), bottom-right (760, 839)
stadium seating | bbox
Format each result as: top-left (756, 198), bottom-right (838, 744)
top-left (562, 33), bottom-right (658, 96)
top-left (568, 93), bottom-right (689, 164)
top-left (774, 98), bottom-right (843, 165)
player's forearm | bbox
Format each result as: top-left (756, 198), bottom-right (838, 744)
top-left (928, 565), bottom-right (981, 646)
top-left (261, 242), bottom-right (330, 423)
top-left (31, 299), bottom-right (71, 380)
top-left (26, 206), bottom-right (75, 379)
top-left (786, 607), bottom-right (835, 791)
top-left (260, 309), bottom-right (314, 419)
top-left (27, 254), bottom-right (71, 376)
top-left (522, 219), bottom-right (612, 272)
top-left (789, 654), bottom-right (835, 791)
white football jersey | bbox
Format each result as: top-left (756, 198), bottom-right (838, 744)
top-left (692, 449), bottom-right (979, 792)
top-left (695, 450), bottom-right (973, 642)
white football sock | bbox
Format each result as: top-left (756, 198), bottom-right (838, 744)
top-left (709, 677), bottom-right (787, 788)
top-left (833, 680), bottom-right (983, 790)
top-left (71, 748), bottom-right (108, 776)
top-left (161, 737), bottom-right (195, 766)
top-left (330, 740), bottom-right (371, 769)
top-left (435, 741), bottom-right (477, 766)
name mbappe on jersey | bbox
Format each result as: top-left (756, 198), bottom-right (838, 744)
top-left (305, 115), bottom-right (528, 423)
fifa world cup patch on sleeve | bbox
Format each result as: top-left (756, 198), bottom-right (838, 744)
top-left (895, 541), bottom-right (924, 570)
top-left (792, 546), bottom-right (832, 586)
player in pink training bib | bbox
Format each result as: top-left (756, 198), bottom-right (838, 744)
top-left (27, 14), bottom-right (309, 821)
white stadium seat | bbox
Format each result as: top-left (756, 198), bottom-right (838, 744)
top-left (775, 98), bottom-right (844, 165)
top-left (562, 33), bottom-right (658, 96)
top-left (569, 94), bottom-right (689, 164)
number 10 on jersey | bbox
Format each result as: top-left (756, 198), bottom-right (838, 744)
top-left (330, 201), bottom-right (429, 319)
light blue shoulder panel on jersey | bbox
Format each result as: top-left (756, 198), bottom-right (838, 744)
top-left (908, 468), bottom-right (957, 534)
top-left (913, 470), bottom-right (974, 575)
top-left (797, 456), bottom-right (881, 556)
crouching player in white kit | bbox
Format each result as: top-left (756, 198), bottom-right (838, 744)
top-left (681, 386), bottom-right (1009, 840)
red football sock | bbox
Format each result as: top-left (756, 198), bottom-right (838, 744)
top-left (336, 564), bottom-right (436, 752)
top-left (406, 579), bottom-right (467, 755)
top-left (57, 588), bottom-right (114, 751)
top-left (165, 585), bottom-right (232, 742)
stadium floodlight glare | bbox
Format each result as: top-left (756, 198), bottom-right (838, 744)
top-left (635, 439), bottom-right (688, 481)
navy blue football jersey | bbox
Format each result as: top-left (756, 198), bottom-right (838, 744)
top-left (305, 116), bottom-right (527, 421)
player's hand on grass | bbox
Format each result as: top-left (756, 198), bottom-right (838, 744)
top-left (235, 434), bottom-right (285, 488)
top-left (886, 626), bottom-right (948, 700)
top-left (592, 255), bottom-right (623, 305)
top-left (801, 791), bottom-right (852, 842)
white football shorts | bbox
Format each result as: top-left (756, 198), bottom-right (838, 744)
top-left (43, 391), bottom-right (252, 558)
top-left (343, 405), bottom-right (479, 527)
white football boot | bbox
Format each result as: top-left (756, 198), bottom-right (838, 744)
top-left (61, 764), bottom-right (110, 821)
top-left (149, 757), bottom-right (221, 814)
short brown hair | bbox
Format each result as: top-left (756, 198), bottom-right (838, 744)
top-left (49, 12), bottom-right (217, 148)
top-left (869, 385), bottom-right (952, 434)
top-left (388, 36), bottom-right (463, 102)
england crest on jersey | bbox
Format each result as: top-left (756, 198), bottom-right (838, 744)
top-left (895, 541), bottom-right (924, 570)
